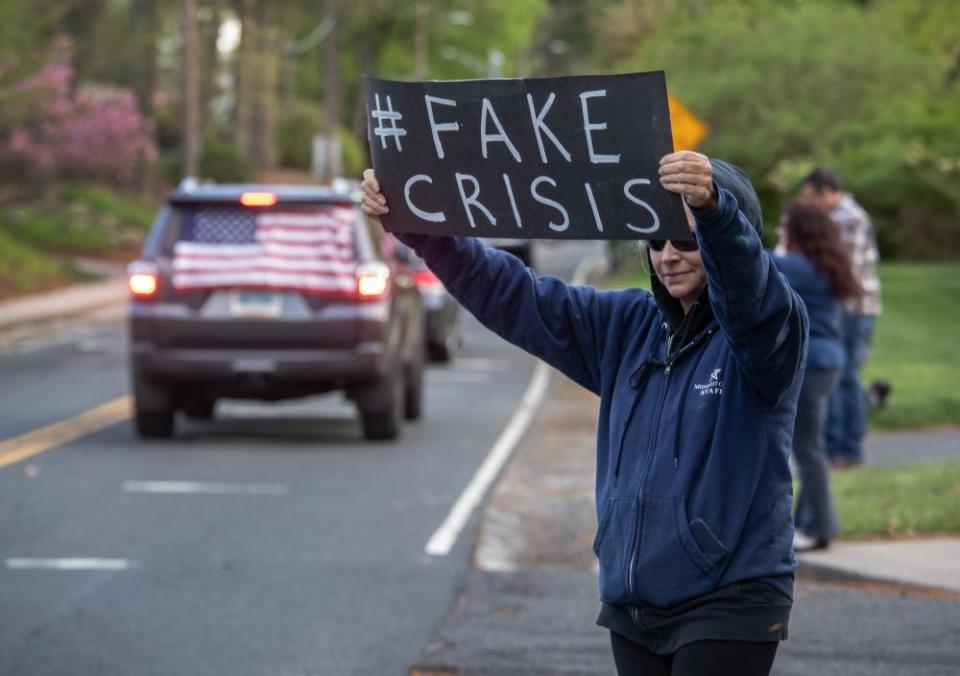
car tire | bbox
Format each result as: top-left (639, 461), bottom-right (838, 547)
top-left (404, 353), bottom-right (424, 421)
top-left (132, 372), bottom-right (175, 438)
top-left (359, 370), bottom-right (403, 441)
top-left (428, 333), bottom-right (457, 363)
top-left (135, 409), bottom-right (175, 438)
top-left (182, 397), bottom-right (216, 420)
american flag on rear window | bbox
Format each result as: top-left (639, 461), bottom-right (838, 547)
top-left (172, 205), bottom-right (358, 294)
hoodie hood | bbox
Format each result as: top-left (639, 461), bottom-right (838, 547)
top-left (649, 159), bottom-right (763, 339)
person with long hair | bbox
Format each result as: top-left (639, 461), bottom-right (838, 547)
top-left (775, 199), bottom-right (862, 551)
top-left (802, 168), bottom-right (883, 468)
top-left (363, 151), bottom-right (808, 676)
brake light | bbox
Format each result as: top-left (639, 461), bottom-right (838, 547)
top-left (240, 192), bottom-right (277, 207)
top-left (412, 269), bottom-right (444, 293)
top-left (127, 261), bottom-right (159, 299)
top-left (356, 262), bottom-right (390, 299)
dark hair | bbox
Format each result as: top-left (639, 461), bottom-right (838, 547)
top-left (802, 167), bottom-right (841, 193)
top-left (782, 199), bottom-right (862, 300)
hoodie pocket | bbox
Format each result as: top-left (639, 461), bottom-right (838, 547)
top-left (593, 497), bottom-right (638, 604)
top-left (629, 497), bottom-right (729, 607)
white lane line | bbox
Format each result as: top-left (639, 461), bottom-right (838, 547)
top-left (425, 255), bottom-right (605, 557)
top-left (123, 481), bottom-right (289, 496)
top-left (425, 362), bottom-right (550, 556)
top-left (6, 558), bottom-right (135, 571)
top-left (426, 371), bottom-right (493, 385)
top-left (450, 358), bottom-right (512, 371)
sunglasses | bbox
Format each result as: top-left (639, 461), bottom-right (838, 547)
top-left (647, 238), bottom-right (699, 252)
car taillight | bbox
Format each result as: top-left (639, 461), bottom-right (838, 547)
top-left (412, 269), bottom-right (444, 294)
top-left (356, 262), bottom-right (390, 299)
top-left (127, 261), bottom-right (159, 299)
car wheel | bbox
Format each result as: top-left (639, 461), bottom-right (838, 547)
top-left (404, 352), bottom-right (424, 421)
top-left (428, 332), bottom-right (457, 363)
top-left (135, 409), bottom-right (175, 438)
top-left (182, 397), bottom-right (216, 420)
top-left (359, 369), bottom-right (403, 441)
top-left (132, 373), bottom-right (175, 438)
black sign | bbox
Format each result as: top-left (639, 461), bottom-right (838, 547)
top-left (363, 71), bottom-right (688, 241)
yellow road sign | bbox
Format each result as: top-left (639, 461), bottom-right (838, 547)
top-left (668, 94), bottom-right (708, 151)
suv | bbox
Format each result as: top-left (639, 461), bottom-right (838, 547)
top-left (127, 182), bottom-right (425, 441)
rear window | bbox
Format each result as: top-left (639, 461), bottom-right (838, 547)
top-left (166, 204), bottom-right (359, 295)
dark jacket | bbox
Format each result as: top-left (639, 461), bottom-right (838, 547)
top-left (773, 253), bottom-right (844, 371)
top-left (397, 182), bottom-right (808, 608)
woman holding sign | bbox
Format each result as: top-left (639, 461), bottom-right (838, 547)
top-left (362, 151), bottom-right (806, 676)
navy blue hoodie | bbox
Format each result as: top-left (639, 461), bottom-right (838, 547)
top-left (396, 178), bottom-right (808, 608)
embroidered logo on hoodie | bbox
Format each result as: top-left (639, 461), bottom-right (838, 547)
top-left (694, 368), bottom-right (723, 397)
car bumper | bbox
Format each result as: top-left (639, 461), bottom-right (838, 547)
top-left (132, 342), bottom-right (388, 384)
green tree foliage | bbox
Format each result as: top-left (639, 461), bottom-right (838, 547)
top-left (604, 0), bottom-right (960, 258)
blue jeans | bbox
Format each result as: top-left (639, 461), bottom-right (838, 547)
top-left (825, 314), bottom-right (876, 463)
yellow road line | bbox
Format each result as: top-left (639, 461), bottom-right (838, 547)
top-left (0, 396), bottom-right (132, 470)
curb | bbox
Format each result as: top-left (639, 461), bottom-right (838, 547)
top-left (0, 278), bottom-right (128, 332)
top-left (797, 555), bottom-right (960, 596)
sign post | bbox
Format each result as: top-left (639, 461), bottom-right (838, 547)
top-left (363, 71), bottom-right (690, 241)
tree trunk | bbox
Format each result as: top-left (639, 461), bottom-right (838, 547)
top-left (252, 0), bottom-right (277, 170)
top-left (183, 0), bottom-right (200, 177)
top-left (198, 5), bottom-right (223, 138)
top-left (352, 33), bottom-right (373, 141)
top-left (234, 0), bottom-right (256, 165)
top-left (324, 0), bottom-right (339, 129)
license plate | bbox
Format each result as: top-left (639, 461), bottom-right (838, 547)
top-left (229, 291), bottom-right (282, 318)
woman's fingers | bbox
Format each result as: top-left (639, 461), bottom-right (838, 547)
top-left (658, 171), bottom-right (711, 187)
top-left (659, 150), bottom-right (710, 169)
top-left (360, 168), bottom-right (389, 215)
top-left (362, 168), bottom-right (380, 193)
top-left (361, 193), bottom-right (389, 216)
top-left (660, 183), bottom-right (712, 205)
top-left (659, 152), bottom-right (714, 207)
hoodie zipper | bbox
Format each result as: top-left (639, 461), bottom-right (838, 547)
top-left (612, 324), bottom-right (668, 483)
top-left (627, 355), bottom-right (673, 599)
top-left (625, 324), bottom-right (715, 600)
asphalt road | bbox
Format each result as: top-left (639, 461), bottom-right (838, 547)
top-left (0, 241), bottom-right (603, 676)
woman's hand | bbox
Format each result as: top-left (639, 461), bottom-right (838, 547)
top-left (361, 168), bottom-right (389, 217)
top-left (659, 151), bottom-right (717, 210)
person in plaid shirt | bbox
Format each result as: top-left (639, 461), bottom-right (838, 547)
top-left (802, 168), bottom-right (884, 468)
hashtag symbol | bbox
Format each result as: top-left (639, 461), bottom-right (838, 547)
top-left (372, 93), bottom-right (407, 152)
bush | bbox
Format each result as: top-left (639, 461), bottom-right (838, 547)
top-left (60, 183), bottom-right (154, 230)
top-left (0, 226), bottom-right (70, 295)
top-left (277, 100), bottom-right (323, 171)
top-left (339, 128), bottom-right (367, 179)
top-left (0, 53), bottom-right (156, 184)
top-left (200, 137), bottom-right (255, 183)
top-left (4, 207), bottom-right (110, 254)
top-left (159, 137), bottom-right (255, 185)
top-left (276, 99), bottom-right (367, 179)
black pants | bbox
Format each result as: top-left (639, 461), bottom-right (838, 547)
top-left (793, 368), bottom-right (842, 540)
top-left (610, 632), bottom-right (779, 676)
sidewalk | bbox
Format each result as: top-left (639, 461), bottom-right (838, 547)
top-left (798, 538), bottom-right (960, 592)
top-left (0, 276), bottom-right (128, 331)
top-left (0, 261), bottom-right (129, 349)
top-left (411, 372), bottom-right (960, 675)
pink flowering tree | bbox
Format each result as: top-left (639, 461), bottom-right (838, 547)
top-left (0, 50), bottom-right (157, 184)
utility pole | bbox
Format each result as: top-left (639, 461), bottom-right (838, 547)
top-left (182, 0), bottom-right (200, 178)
